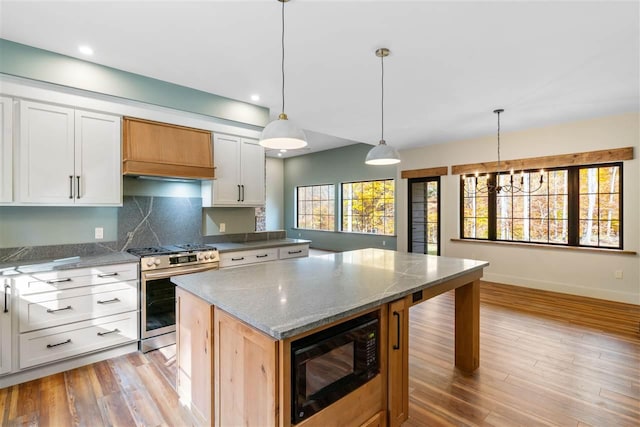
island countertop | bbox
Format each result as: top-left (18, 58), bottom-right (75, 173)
top-left (171, 248), bottom-right (489, 340)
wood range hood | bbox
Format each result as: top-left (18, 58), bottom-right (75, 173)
top-left (122, 117), bottom-right (215, 180)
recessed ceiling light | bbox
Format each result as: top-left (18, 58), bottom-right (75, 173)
top-left (277, 153), bottom-right (283, 157)
top-left (251, 94), bottom-right (260, 102)
top-left (78, 45), bottom-right (94, 55)
top-left (279, 149), bottom-right (287, 153)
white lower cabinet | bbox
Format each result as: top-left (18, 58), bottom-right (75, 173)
top-left (219, 248), bottom-right (279, 268)
top-left (15, 262), bottom-right (139, 371)
top-left (19, 311), bottom-right (138, 369)
top-left (0, 278), bottom-right (12, 375)
top-left (278, 244), bottom-right (309, 259)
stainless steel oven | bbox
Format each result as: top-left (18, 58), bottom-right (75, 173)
top-left (129, 245), bottom-right (219, 353)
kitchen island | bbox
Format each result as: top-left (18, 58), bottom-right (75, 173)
top-left (171, 248), bottom-right (488, 427)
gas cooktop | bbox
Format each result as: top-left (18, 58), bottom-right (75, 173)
top-left (127, 244), bottom-right (216, 258)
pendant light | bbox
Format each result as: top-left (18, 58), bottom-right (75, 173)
top-left (260, 0), bottom-right (307, 150)
top-left (365, 48), bottom-right (400, 165)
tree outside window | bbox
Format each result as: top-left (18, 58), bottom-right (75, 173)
top-left (342, 179), bottom-right (395, 235)
top-left (296, 184), bottom-right (335, 231)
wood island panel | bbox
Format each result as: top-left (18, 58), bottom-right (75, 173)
top-left (214, 307), bottom-right (278, 427)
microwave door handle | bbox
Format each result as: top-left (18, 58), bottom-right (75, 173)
top-left (393, 311), bottom-right (401, 350)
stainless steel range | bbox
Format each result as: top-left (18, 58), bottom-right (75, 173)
top-left (128, 244), bottom-right (219, 353)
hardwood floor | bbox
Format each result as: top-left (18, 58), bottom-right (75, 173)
top-left (1, 282), bottom-right (638, 426)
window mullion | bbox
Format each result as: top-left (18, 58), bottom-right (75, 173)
top-left (488, 174), bottom-right (497, 240)
top-left (568, 167), bottom-right (580, 246)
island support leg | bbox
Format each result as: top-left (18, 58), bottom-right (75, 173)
top-left (454, 279), bottom-right (480, 372)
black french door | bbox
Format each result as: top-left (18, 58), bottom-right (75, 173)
top-left (408, 177), bottom-right (440, 255)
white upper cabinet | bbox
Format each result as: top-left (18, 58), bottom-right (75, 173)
top-left (17, 100), bottom-right (121, 206)
top-left (202, 134), bottom-right (265, 207)
top-left (0, 97), bottom-right (13, 204)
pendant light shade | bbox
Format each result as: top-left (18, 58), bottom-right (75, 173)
top-left (260, 113), bottom-right (307, 150)
top-left (365, 48), bottom-right (400, 165)
top-left (365, 140), bottom-right (400, 165)
top-left (260, 0), bottom-right (307, 150)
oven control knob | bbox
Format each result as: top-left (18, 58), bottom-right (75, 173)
top-left (146, 258), bottom-right (155, 268)
top-left (154, 259), bottom-right (161, 266)
top-left (208, 251), bottom-right (214, 260)
top-left (197, 252), bottom-right (205, 261)
top-left (204, 253), bottom-right (211, 260)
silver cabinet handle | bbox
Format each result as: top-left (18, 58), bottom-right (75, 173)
top-left (97, 272), bottom-right (118, 278)
top-left (97, 328), bottom-right (120, 336)
top-left (46, 277), bottom-right (72, 284)
top-left (47, 305), bottom-right (72, 313)
top-left (97, 297), bottom-right (120, 305)
top-left (69, 175), bottom-right (74, 199)
top-left (288, 250), bottom-right (303, 254)
top-left (76, 175), bottom-right (81, 199)
top-left (3, 283), bottom-right (9, 313)
top-left (231, 257), bottom-right (245, 261)
top-left (47, 338), bottom-right (71, 348)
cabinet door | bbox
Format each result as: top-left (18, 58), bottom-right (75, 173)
top-left (211, 134), bottom-right (241, 205)
top-left (176, 287), bottom-right (213, 425)
top-left (18, 101), bottom-right (75, 204)
top-left (75, 110), bottom-right (122, 205)
top-left (240, 138), bottom-right (265, 206)
top-left (0, 97), bottom-right (13, 203)
top-left (0, 279), bottom-right (11, 375)
top-left (388, 297), bottom-right (409, 427)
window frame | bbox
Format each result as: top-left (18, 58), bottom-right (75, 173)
top-left (340, 178), bottom-right (396, 236)
top-left (295, 183), bottom-right (336, 232)
top-left (460, 162), bottom-right (623, 250)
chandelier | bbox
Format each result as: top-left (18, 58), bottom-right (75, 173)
top-left (462, 109), bottom-right (544, 195)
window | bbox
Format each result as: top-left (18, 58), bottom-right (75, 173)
top-left (341, 179), bottom-right (395, 235)
top-left (461, 163), bottom-right (622, 249)
top-left (296, 184), bottom-right (335, 231)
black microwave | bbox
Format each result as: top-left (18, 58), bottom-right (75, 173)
top-left (291, 311), bottom-right (379, 423)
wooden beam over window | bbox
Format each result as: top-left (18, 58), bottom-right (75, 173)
top-left (401, 166), bottom-right (448, 179)
top-left (451, 147), bottom-right (634, 176)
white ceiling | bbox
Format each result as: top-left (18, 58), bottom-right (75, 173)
top-left (1, 1), bottom-right (638, 159)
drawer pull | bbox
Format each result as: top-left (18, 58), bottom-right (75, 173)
top-left (256, 254), bottom-right (269, 258)
top-left (46, 278), bottom-right (72, 284)
top-left (47, 338), bottom-right (71, 349)
top-left (97, 272), bottom-right (119, 278)
top-left (288, 250), bottom-right (303, 254)
top-left (97, 297), bottom-right (120, 305)
top-left (97, 328), bottom-right (120, 336)
top-left (231, 257), bottom-right (245, 261)
top-left (3, 283), bottom-right (9, 313)
top-left (47, 305), bottom-right (72, 313)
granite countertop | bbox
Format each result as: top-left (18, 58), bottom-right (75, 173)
top-left (211, 238), bottom-right (311, 253)
top-left (0, 252), bottom-right (139, 276)
top-left (171, 248), bottom-right (489, 340)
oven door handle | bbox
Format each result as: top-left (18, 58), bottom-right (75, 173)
top-left (142, 263), bottom-right (219, 279)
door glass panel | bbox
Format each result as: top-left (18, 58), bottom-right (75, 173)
top-left (409, 177), bottom-right (440, 255)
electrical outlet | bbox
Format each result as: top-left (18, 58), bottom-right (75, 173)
top-left (219, 223), bottom-right (226, 233)
top-left (382, 240), bottom-right (386, 246)
top-left (95, 227), bottom-right (104, 240)
top-left (614, 270), bottom-right (623, 279)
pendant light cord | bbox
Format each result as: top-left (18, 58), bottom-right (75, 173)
top-left (496, 110), bottom-right (501, 171)
top-left (281, 0), bottom-right (286, 115)
top-left (381, 53), bottom-right (385, 141)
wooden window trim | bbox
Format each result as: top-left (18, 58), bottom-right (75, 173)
top-left (450, 238), bottom-right (636, 255)
top-left (451, 147), bottom-right (633, 176)
top-left (401, 166), bottom-right (448, 179)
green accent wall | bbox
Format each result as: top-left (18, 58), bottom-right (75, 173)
top-left (283, 143), bottom-right (398, 252)
top-left (0, 39), bottom-right (268, 128)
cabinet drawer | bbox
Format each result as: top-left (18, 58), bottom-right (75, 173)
top-left (19, 281), bottom-right (138, 332)
top-left (19, 311), bottom-right (138, 369)
top-left (20, 263), bottom-right (137, 295)
top-left (219, 248), bottom-right (278, 268)
top-left (278, 245), bottom-right (309, 259)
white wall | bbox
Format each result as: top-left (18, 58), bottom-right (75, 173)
top-left (265, 157), bottom-right (284, 230)
top-left (397, 113), bottom-right (639, 304)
